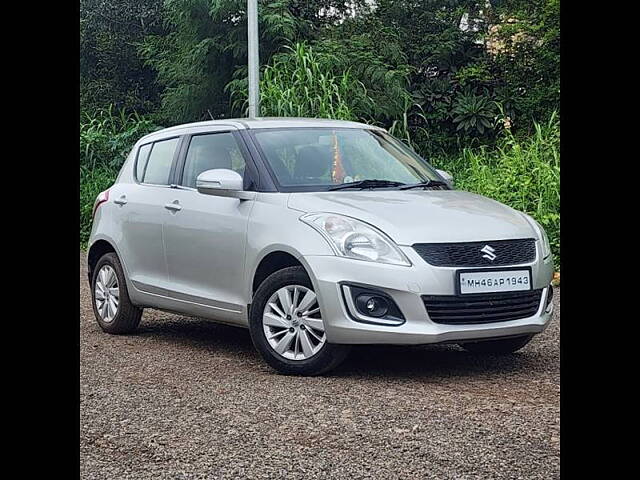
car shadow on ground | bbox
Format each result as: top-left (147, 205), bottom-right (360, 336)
top-left (333, 344), bottom-right (540, 378)
top-left (132, 316), bottom-right (547, 379)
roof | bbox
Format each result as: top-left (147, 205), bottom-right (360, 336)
top-left (139, 117), bottom-right (384, 142)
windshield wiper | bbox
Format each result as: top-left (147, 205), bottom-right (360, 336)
top-left (398, 179), bottom-right (449, 190)
top-left (328, 179), bottom-right (406, 191)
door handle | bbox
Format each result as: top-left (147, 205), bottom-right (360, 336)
top-left (113, 195), bottom-right (127, 206)
top-left (164, 201), bottom-right (182, 212)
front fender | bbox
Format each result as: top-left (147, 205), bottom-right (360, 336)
top-left (244, 194), bottom-right (334, 301)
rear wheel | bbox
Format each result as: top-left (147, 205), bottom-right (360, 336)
top-left (91, 252), bottom-right (142, 334)
top-left (459, 334), bottom-right (533, 354)
top-left (249, 266), bottom-right (350, 375)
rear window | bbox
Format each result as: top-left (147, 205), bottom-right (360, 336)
top-left (136, 138), bottom-right (179, 185)
top-left (135, 144), bottom-right (152, 182)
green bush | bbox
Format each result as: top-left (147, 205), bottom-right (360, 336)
top-left (432, 112), bottom-right (560, 265)
top-left (80, 105), bottom-right (159, 170)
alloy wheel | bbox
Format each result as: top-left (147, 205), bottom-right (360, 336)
top-left (262, 285), bottom-right (326, 360)
top-left (95, 265), bottom-right (119, 323)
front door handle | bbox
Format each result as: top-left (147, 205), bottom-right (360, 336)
top-left (164, 201), bottom-right (182, 212)
top-left (113, 195), bottom-right (127, 206)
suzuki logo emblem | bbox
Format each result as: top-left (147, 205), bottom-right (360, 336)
top-left (480, 245), bottom-right (497, 261)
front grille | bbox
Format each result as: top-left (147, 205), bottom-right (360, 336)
top-left (422, 289), bottom-right (543, 325)
top-left (413, 239), bottom-right (536, 267)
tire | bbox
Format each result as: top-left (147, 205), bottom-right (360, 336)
top-left (459, 334), bottom-right (533, 354)
top-left (249, 266), bottom-right (350, 376)
top-left (91, 252), bottom-right (142, 334)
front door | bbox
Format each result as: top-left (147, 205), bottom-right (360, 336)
top-left (162, 130), bottom-right (254, 321)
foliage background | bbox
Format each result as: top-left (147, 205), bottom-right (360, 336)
top-left (80, 0), bottom-right (560, 263)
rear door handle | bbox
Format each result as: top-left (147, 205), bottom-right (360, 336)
top-left (164, 201), bottom-right (182, 212)
top-left (114, 195), bottom-right (127, 206)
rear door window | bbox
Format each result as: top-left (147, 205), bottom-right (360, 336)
top-left (138, 137), bottom-right (180, 185)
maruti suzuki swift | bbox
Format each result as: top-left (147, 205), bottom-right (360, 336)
top-left (88, 117), bottom-right (554, 375)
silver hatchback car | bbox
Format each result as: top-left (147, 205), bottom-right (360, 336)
top-left (88, 117), bottom-right (554, 375)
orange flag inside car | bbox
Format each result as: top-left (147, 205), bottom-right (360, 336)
top-left (331, 131), bottom-right (345, 184)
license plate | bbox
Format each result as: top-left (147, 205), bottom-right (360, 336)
top-left (457, 269), bottom-right (532, 295)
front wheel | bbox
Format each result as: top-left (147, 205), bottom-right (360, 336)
top-left (249, 266), bottom-right (350, 375)
top-left (459, 334), bottom-right (534, 354)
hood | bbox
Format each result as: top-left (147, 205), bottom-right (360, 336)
top-left (287, 190), bottom-right (536, 245)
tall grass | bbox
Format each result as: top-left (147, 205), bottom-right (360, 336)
top-left (433, 112), bottom-right (560, 264)
top-left (229, 43), bottom-right (372, 120)
top-left (80, 106), bottom-right (160, 246)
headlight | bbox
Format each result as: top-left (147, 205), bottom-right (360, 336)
top-left (532, 219), bottom-right (551, 259)
top-left (300, 213), bottom-right (411, 266)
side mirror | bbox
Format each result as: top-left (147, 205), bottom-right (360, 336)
top-left (436, 169), bottom-right (454, 186)
top-left (196, 169), bottom-right (255, 200)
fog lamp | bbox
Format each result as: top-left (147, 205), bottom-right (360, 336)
top-left (341, 284), bottom-right (405, 326)
top-left (356, 294), bottom-right (389, 318)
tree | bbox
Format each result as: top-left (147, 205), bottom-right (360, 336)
top-left (141, 0), bottom-right (300, 123)
top-left (80, 0), bottom-right (168, 115)
top-left (488, 0), bottom-right (560, 126)
top-left (83, 0), bottom-right (559, 154)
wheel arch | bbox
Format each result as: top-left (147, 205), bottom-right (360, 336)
top-left (249, 246), bottom-right (319, 299)
top-left (87, 235), bottom-right (130, 286)
top-left (87, 240), bottom-right (116, 283)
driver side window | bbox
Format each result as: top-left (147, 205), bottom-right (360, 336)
top-left (181, 132), bottom-right (246, 188)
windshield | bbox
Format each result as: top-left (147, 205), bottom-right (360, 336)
top-left (251, 128), bottom-right (442, 191)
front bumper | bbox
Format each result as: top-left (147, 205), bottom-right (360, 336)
top-left (303, 245), bottom-right (554, 345)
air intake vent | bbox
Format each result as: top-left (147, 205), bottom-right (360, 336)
top-left (422, 290), bottom-right (543, 324)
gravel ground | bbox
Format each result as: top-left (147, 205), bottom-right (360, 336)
top-left (80, 251), bottom-right (560, 479)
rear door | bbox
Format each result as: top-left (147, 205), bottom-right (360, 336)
top-left (116, 136), bottom-right (182, 294)
top-left (162, 129), bottom-right (256, 320)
